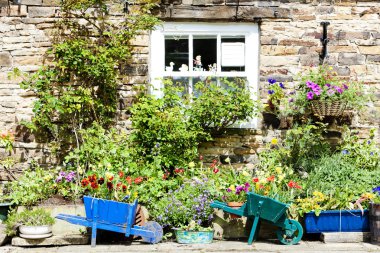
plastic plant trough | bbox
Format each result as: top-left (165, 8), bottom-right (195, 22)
top-left (304, 210), bottom-right (370, 233)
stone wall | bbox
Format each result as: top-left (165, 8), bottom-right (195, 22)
top-left (0, 0), bottom-right (379, 176)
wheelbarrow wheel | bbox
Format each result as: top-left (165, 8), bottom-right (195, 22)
top-left (276, 219), bottom-right (303, 245)
top-left (141, 221), bottom-right (163, 244)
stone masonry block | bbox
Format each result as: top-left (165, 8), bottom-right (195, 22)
top-left (28, 6), bottom-right (57, 18)
top-left (42, 0), bottom-right (60, 6)
top-left (338, 53), bottom-right (366, 65)
top-left (0, 52), bottom-right (12, 67)
top-left (19, 0), bottom-right (43, 5)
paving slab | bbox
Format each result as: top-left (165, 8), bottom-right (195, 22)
top-left (1, 240), bottom-right (380, 253)
top-left (321, 232), bottom-right (371, 243)
top-left (11, 234), bottom-right (89, 247)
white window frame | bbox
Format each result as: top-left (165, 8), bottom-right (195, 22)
top-left (149, 22), bottom-right (259, 128)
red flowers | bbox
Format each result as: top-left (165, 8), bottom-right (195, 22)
top-left (267, 175), bottom-right (275, 182)
top-left (253, 177), bottom-right (259, 183)
top-left (126, 176), bottom-right (132, 185)
top-left (134, 176), bottom-right (143, 184)
top-left (90, 182), bottom-right (98, 189)
top-left (174, 168), bottom-right (184, 174)
top-left (106, 182), bottom-right (113, 190)
top-left (88, 174), bottom-right (97, 183)
top-left (81, 178), bottom-right (89, 187)
top-left (287, 181), bottom-right (302, 189)
top-left (118, 171), bottom-right (124, 177)
top-left (213, 168), bottom-right (219, 174)
top-left (98, 177), bottom-right (104, 185)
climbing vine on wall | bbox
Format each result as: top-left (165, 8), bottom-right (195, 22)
top-left (15, 0), bottom-right (160, 156)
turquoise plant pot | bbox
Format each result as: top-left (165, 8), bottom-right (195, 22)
top-left (175, 229), bottom-right (214, 244)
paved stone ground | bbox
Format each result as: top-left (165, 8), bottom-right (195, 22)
top-left (1, 240), bottom-right (380, 253)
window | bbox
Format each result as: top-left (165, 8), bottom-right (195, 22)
top-left (150, 22), bottom-right (259, 128)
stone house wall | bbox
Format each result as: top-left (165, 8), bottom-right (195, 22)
top-left (0, 0), bottom-right (379, 177)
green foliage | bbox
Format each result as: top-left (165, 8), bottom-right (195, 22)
top-left (300, 152), bottom-right (380, 213)
top-left (16, 0), bottom-right (160, 156)
top-left (130, 82), bottom-right (207, 169)
top-left (2, 166), bottom-right (56, 206)
top-left (257, 123), bottom-right (330, 174)
top-left (130, 78), bottom-right (259, 169)
top-left (340, 127), bottom-right (379, 170)
top-left (5, 208), bottom-right (55, 236)
top-left (190, 78), bottom-right (259, 130)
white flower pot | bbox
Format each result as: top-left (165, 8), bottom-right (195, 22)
top-left (19, 225), bottom-right (52, 235)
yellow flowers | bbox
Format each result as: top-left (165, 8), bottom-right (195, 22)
top-left (362, 192), bottom-right (376, 200)
top-left (312, 191), bottom-right (325, 201)
top-left (44, 175), bottom-right (52, 182)
top-left (271, 138), bottom-right (278, 145)
top-left (229, 185), bottom-right (236, 191)
top-left (275, 167), bottom-right (282, 174)
top-left (188, 162), bottom-right (195, 168)
top-left (105, 172), bottom-right (114, 180)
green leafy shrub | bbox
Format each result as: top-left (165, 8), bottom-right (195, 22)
top-left (130, 78), bottom-right (259, 170)
top-left (2, 166), bottom-right (56, 206)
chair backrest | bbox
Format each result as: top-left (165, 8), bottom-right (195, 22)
top-left (247, 192), bottom-right (288, 223)
top-left (84, 196), bottom-right (138, 225)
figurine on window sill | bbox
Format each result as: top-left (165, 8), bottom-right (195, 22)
top-left (208, 63), bottom-right (217, 72)
top-left (179, 64), bottom-right (188, 72)
top-left (193, 55), bottom-right (203, 71)
top-left (165, 62), bottom-right (175, 72)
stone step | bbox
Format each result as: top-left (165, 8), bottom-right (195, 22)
top-left (11, 234), bottom-right (89, 247)
top-left (321, 232), bottom-right (370, 243)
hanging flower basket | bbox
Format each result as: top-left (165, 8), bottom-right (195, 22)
top-left (310, 101), bottom-right (347, 117)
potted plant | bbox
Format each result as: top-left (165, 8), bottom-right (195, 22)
top-left (224, 183), bottom-right (250, 218)
top-left (263, 79), bottom-right (293, 129)
top-left (292, 65), bottom-right (367, 117)
top-left (151, 176), bottom-right (217, 244)
top-left (5, 208), bottom-right (55, 239)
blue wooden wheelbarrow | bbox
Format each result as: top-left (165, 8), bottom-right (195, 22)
top-left (56, 196), bottom-right (163, 247)
top-left (210, 192), bottom-right (303, 245)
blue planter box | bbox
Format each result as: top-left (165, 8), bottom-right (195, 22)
top-left (305, 210), bottom-right (370, 233)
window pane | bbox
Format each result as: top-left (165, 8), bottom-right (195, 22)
top-left (165, 35), bottom-right (189, 72)
top-left (193, 35), bottom-right (217, 72)
top-left (221, 36), bottom-right (245, 72)
top-left (163, 76), bottom-right (190, 96)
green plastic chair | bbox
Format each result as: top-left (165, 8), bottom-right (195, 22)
top-left (210, 192), bottom-right (303, 245)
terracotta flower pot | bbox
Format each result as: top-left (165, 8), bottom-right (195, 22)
top-left (227, 202), bottom-right (244, 219)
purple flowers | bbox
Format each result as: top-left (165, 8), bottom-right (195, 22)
top-left (306, 81), bottom-right (322, 99)
top-left (334, 86), bottom-right (343, 94)
top-left (373, 186), bottom-right (380, 195)
top-left (268, 78), bottom-right (276, 84)
top-left (307, 92), bottom-right (314, 100)
top-left (342, 149), bottom-right (349, 155)
top-left (279, 82), bottom-right (285, 89)
top-left (56, 171), bottom-right (76, 183)
top-left (268, 90), bottom-right (274, 95)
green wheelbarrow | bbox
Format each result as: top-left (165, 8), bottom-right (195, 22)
top-left (210, 192), bottom-right (303, 245)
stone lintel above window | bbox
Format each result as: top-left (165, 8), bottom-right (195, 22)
top-left (158, 4), bottom-right (291, 21)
